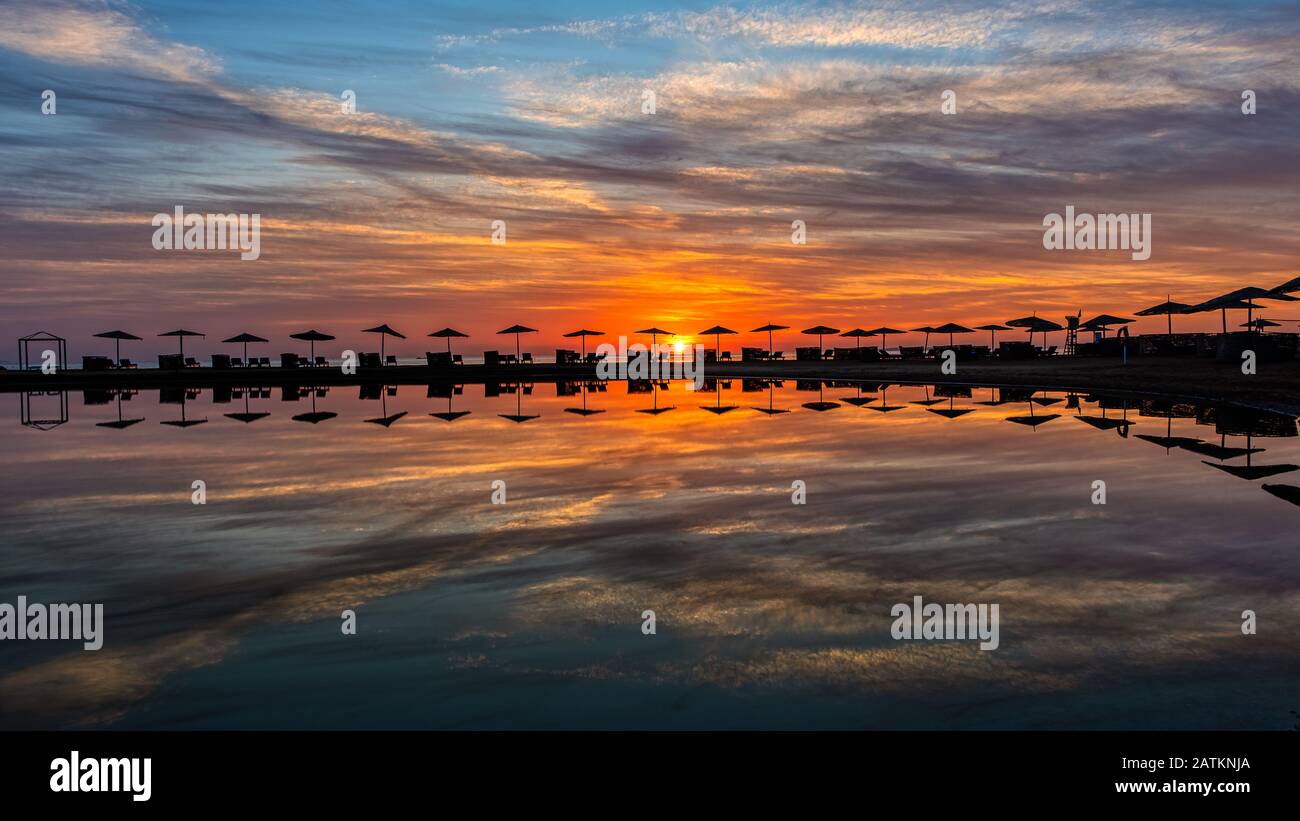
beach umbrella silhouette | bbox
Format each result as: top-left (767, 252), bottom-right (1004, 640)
top-left (563, 329), bottom-right (605, 359)
top-left (1005, 315), bottom-right (1063, 348)
top-left (635, 326), bottom-right (673, 346)
top-left (801, 325), bottom-right (840, 353)
top-left (291, 329), bottom-right (336, 363)
top-left (840, 328), bottom-right (875, 351)
top-left (801, 382), bottom-right (840, 412)
top-left (499, 387), bottom-right (539, 423)
top-left (225, 389), bottom-right (271, 424)
top-left (1078, 314), bottom-right (1134, 338)
top-left (1240, 318), bottom-right (1281, 331)
top-left (1135, 296), bottom-right (1190, 336)
top-left (974, 324), bottom-right (1011, 349)
top-left (1269, 274), bottom-right (1300, 294)
top-left (1262, 484), bottom-right (1300, 506)
top-left (1187, 287), bottom-right (1297, 333)
top-left (158, 329), bottom-right (205, 357)
top-left (910, 325), bottom-right (937, 351)
top-left (932, 323), bottom-right (974, 348)
top-left (496, 324), bottom-right (538, 361)
top-left (96, 390), bottom-right (145, 429)
top-left (428, 327), bottom-right (468, 356)
top-left (865, 327), bottom-right (904, 351)
top-left (222, 332), bottom-right (268, 364)
top-left (362, 324), bottom-right (406, 363)
top-left (93, 330), bottom-right (141, 363)
top-left (928, 395), bottom-right (974, 419)
top-left (698, 325), bottom-right (737, 360)
top-left (751, 323), bottom-right (789, 357)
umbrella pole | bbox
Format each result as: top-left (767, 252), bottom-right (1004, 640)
top-left (768, 330), bottom-right (773, 356)
top-left (446, 337), bottom-right (451, 355)
top-left (516, 334), bottom-right (521, 360)
top-left (1221, 308), bottom-right (1226, 335)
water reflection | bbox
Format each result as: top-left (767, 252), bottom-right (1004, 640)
top-left (1, 379), bottom-right (1298, 729)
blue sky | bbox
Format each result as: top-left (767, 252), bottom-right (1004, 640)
top-left (1, 0), bottom-right (1298, 355)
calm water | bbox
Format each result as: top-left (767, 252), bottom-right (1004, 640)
top-left (1, 379), bottom-right (1297, 729)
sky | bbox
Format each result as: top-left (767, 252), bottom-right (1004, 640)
top-left (1, 0), bottom-right (1299, 357)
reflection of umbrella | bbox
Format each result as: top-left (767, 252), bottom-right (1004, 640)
top-left (1180, 436), bottom-right (1262, 461)
top-left (801, 325), bottom-right (840, 352)
top-left (974, 324), bottom-right (1010, 349)
top-left (290, 329), bottom-right (336, 363)
top-left (840, 383), bottom-right (878, 407)
top-left (1135, 413), bottom-right (1198, 452)
top-left (698, 325), bottom-right (737, 360)
top-left (1077, 400), bottom-right (1134, 437)
top-left (563, 329), bottom-right (605, 359)
top-left (928, 395), bottom-right (974, 419)
top-left (291, 388), bottom-right (335, 424)
top-left (749, 380), bottom-right (789, 415)
top-left (222, 332), bottom-right (268, 364)
top-left (96, 391), bottom-right (145, 429)
top-left (932, 323), bottom-right (974, 347)
top-left (93, 330), bottom-right (142, 363)
top-left (362, 324), bottom-right (406, 362)
top-left (158, 329), bottom-right (205, 357)
top-left (428, 384), bottom-right (471, 422)
top-left (499, 387), bottom-right (540, 423)
top-left (751, 323), bottom-right (789, 357)
top-left (224, 390), bottom-right (271, 424)
top-left (497, 325), bottom-right (538, 360)
top-left (428, 327), bottom-right (468, 357)
top-left (159, 388), bottom-right (207, 427)
top-left (699, 379), bottom-right (738, 415)
top-left (637, 380), bottom-right (677, 415)
top-left (1006, 393), bottom-right (1059, 428)
top-left (1135, 297), bottom-right (1190, 335)
top-left (362, 388), bottom-right (407, 427)
top-left (864, 385), bottom-right (905, 412)
top-left (865, 327), bottom-right (904, 350)
top-left (565, 382), bottom-right (606, 416)
top-left (801, 382), bottom-right (840, 412)
top-left (1262, 484), bottom-right (1300, 506)
top-left (1201, 431), bottom-right (1298, 479)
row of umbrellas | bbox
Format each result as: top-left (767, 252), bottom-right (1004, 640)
top-left (87, 277), bottom-right (1300, 365)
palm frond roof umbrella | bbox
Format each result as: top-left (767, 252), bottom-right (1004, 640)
top-left (698, 325), bottom-right (737, 359)
top-left (427, 327), bottom-right (468, 356)
top-left (974, 323), bottom-right (1011, 348)
top-left (290, 329), bottom-right (336, 362)
top-left (94, 330), bottom-right (142, 362)
top-left (1078, 314), bottom-right (1134, 337)
top-left (1241, 318), bottom-right (1281, 330)
top-left (563, 328), bottom-right (604, 358)
top-left (839, 328), bottom-right (874, 350)
top-left (1005, 315), bottom-right (1063, 348)
top-left (222, 332), bottom-right (268, 364)
top-left (801, 382), bottom-right (840, 412)
top-left (910, 325), bottom-right (937, 351)
top-left (96, 390), bottom-right (146, 429)
top-left (751, 323), bottom-right (789, 356)
top-left (497, 324), bottom-right (537, 360)
top-left (564, 382), bottom-right (606, 416)
top-left (225, 389), bottom-right (271, 424)
top-left (1134, 297), bottom-right (1191, 335)
top-left (635, 326), bottom-right (674, 347)
top-left (362, 324), bottom-right (406, 362)
top-left (932, 322), bottom-right (974, 347)
top-left (292, 389), bottom-right (337, 424)
top-left (801, 325), bottom-right (840, 352)
top-left (158, 329), bottom-right (205, 357)
top-left (1262, 484), bottom-right (1300, 506)
top-left (1187, 287), bottom-right (1297, 333)
top-left (865, 327), bottom-right (905, 350)
top-left (1269, 274), bottom-right (1300, 294)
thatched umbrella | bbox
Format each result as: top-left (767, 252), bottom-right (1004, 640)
top-left (1134, 296), bottom-right (1189, 336)
top-left (1078, 314), bottom-right (1134, 338)
top-left (1186, 288), bottom-right (1297, 333)
top-left (158, 329), bottom-right (205, 357)
top-left (93, 330), bottom-right (141, 363)
top-left (910, 325), bottom-right (937, 351)
top-left (563, 329), bottom-right (605, 359)
top-left (974, 324), bottom-right (1010, 349)
top-left (698, 325), bottom-right (737, 360)
top-left (801, 325), bottom-right (840, 354)
top-left (839, 328), bottom-right (874, 350)
top-left (932, 322), bottom-right (975, 348)
top-left (635, 326), bottom-right (674, 349)
top-left (865, 327), bottom-right (905, 351)
top-left (497, 324), bottom-right (538, 360)
top-left (362, 324), bottom-right (406, 362)
top-left (751, 323), bottom-right (789, 357)
top-left (1005, 315), bottom-right (1063, 349)
top-left (428, 327), bottom-right (468, 357)
top-left (222, 332), bottom-right (268, 364)
top-left (290, 329), bottom-right (336, 363)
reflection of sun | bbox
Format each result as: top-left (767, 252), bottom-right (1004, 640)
top-left (673, 341), bottom-right (685, 354)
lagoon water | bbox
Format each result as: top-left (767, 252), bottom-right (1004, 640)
top-left (1, 379), bottom-right (1298, 729)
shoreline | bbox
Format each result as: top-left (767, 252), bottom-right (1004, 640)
top-left (4, 356), bottom-right (1298, 415)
